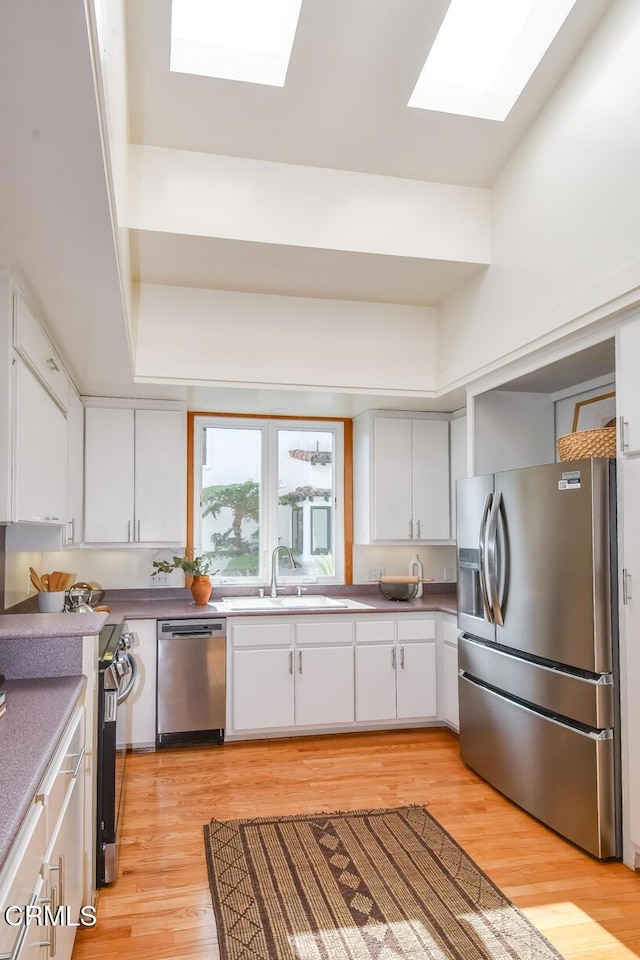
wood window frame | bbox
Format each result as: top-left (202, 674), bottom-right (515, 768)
top-left (186, 411), bottom-right (353, 583)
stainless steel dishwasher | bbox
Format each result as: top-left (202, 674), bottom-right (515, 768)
top-left (156, 618), bottom-right (226, 746)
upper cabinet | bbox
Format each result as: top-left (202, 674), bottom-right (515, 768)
top-left (84, 404), bottom-right (186, 545)
top-left (0, 272), bottom-right (75, 532)
top-left (353, 411), bottom-right (450, 544)
top-left (617, 316), bottom-right (640, 456)
top-left (449, 414), bottom-right (467, 541)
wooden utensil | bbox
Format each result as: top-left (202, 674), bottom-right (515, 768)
top-left (50, 571), bottom-right (63, 591)
top-left (40, 573), bottom-right (50, 591)
top-left (29, 567), bottom-right (45, 592)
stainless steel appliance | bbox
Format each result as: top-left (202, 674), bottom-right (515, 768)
top-left (156, 619), bottom-right (226, 747)
top-left (96, 623), bottom-right (138, 886)
top-left (456, 458), bottom-right (620, 859)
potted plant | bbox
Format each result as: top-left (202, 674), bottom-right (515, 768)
top-left (152, 554), bottom-right (218, 605)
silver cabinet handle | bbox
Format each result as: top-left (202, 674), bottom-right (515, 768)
top-left (61, 749), bottom-right (85, 779)
top-left (409, 519), bottom-right (413, 539)
top-left (46, 356), bottom-right (60, 372)
top-left (416, 519), bottom-right (421, 539)
top-left (298, 651), bottom-right (303, 674)
top-left (48, 855), bottom-right (65, 914)
top-left (400, 646), bottom-right (405, 669)
top-left (623, 568), bottom-right (632, 605)
top-left (288, 651), bottom-right (293, 674)
top-left (137, 519), bottom-right (141, 541)
top-left (392, 647), bottom-right (396, 670)
top-left (619, 415), bottom-right (629, 453)
top-left (127, 519), bottom-right (132, 542)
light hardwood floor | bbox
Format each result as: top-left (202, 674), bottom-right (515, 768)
top-left (73, 729), bottom-right (640, 960)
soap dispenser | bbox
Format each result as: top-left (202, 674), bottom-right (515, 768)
top-left (409, 553), bottom-right (424, 598)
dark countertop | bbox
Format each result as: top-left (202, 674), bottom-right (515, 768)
top-left (0, 612), bottom-right (107, 640)
top-left (0, 675), bottom-right (86, 869)
top-left (104, 591), bottom-right (457, 622)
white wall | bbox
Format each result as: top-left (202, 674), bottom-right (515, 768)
top-left (473, 392), bottom-right (555, 476)
top-left (135, 284), bottom-right (439, 395)
top-left (437, 0), bottom-right (640, 391)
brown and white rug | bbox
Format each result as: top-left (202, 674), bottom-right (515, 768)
top-left (203, 805), bottom-right (564, 960)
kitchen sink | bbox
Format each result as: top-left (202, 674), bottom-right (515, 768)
top-left (212, 595), bottom-right (373, 612)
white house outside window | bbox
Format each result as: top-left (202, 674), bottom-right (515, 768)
top-left (193, 416), bottom-right (345, 584)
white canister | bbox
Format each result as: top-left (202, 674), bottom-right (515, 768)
top-left (37, 591), bottom-right (66, 613)
top-left (409, 554), bottom-right (424, 598)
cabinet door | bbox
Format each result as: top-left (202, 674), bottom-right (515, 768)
top-left (65, 386), bottom-right (84, 545)
top-left (13, 360), bottom-right (67, 523)
top-left (125, 620), bottom-right (157, 748)
top-left (373, 417), bottom-right (413, 540)
top-left (412, 419), bottom-right (450, 541)
top-left (233, 649), bottom-right (294, 730)
top-left (134, 409), bottom-right (186, 543)
top-left (355, 644), bottom-right (397, 722)
top-left (396, 641), bottom-right (437, 719)
top-left (84, 407), bottom-right (135, 542)
top-left (621, 457), bottom-right (640, 850)
top-left (295, 646), bottom-right (354, 726)
top-left (45, 767), bottom-right (84, 960)
top-left (617, 318), bottom-right (640, 454)
top-left (441, 643), bottom-right (460, 731)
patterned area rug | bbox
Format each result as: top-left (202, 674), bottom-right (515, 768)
top-left (203, 805), bottom-right (564, 960)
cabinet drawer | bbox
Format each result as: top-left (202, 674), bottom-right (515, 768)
top-left (0, 803), bottom-right (45, 955)
top-left (355, 620), bottom-right (394, 644)
top-left (296, 621), bottom-right (353, 646)
top-left (14, 293), bottom-right (68, 409)
top-left (37, 707), bottom-right (84, 841)
top-left (232, 621), bottom-right (294, 648)
top-left (441, 617), bottom-right (460, 646)
top-left (397, 618), bottom-right (436, 641)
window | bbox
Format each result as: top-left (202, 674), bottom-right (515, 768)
top-left (192, 416), bottom-right (345, 584)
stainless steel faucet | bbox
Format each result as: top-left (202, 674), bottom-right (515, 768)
top-left (270, 545), bottom-right (297, 597)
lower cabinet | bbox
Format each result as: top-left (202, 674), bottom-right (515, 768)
top-left (228, 614), bottom-right (439, 739)
top-left (440, 614), bottom-right (460, 732)
top-left (355, 618), bottom-right (437, 723)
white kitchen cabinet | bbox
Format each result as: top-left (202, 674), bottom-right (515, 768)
top-left (295, 644), bottom-right (354, 726)
top-left (233, 648), bottom-right (294, 730)
top-left (355, 618), bottom-right (437, 724)
top-left (124, 619), bottom-right (157, 749)
top-left (42, 708), bottom-right (85, 960)
top-left (64, 383), bottom-right (84, 545)
top-left (620, 458), bottom-right (640, 861)
top-left (617, 315), bottom-right (640, 456)
top-left (440, 614), bottom-right (460, 732)
top-left (13, 291), bottom-right (69, 411)
top-left (84, 404), bottom-right (186, 544)
top-left (13, 358), bottom-right (67, 524)
top-left (353, 410), bottom-right (450, 544)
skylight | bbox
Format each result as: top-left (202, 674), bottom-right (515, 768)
top-left (408, 0), bottom-right (578, 121)
top-left (170, 0), bottom-right (303, 87)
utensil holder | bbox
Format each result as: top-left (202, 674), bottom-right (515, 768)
top-left (37, 591), bottom-right (66, 612)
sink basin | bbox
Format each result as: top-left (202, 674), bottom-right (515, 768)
top-left (214, 595), bottom-right (373, 612)
top-left (276, 596), bottom-right (349, 609)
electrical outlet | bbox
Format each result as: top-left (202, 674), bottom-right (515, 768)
top-left (443, 567), bottom-right (454, 581)
top-left (150, 570), bottom-right (170, 587)
top-left (367, 567), bottom-right (384, 580)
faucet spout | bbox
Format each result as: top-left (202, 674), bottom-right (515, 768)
top-left (270, 546), bottom-right (297, 598)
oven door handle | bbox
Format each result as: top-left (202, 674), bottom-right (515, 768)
top-left (116, 655), bottom-right (138, 704)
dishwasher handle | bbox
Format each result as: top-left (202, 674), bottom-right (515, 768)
top-left (158, 619), bottom-right (226, 639)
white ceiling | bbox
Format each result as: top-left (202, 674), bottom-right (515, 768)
top-left (0, 0), bottom-right (616, 416)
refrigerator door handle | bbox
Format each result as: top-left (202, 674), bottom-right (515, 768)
top-left (486, 490), bottom-right (504, 626)
top-left (478, 493), bottom-right (494, 623)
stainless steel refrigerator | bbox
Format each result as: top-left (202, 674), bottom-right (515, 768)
top-left (456, 458), bottom-right (620, 859)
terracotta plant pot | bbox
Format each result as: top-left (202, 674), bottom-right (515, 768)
top-left (190, 575), bottom-right (212, 606)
